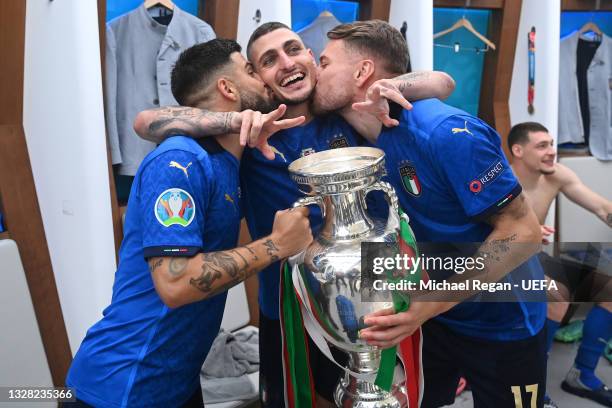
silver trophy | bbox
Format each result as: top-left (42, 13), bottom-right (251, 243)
top-left (289, 147), bottom-right (408, 408)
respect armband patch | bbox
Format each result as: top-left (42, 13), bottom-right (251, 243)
top-left (468, 160), bottom-right (505, 194)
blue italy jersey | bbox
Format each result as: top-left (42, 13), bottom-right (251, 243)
top-left (377, 99), bottom-right (545, 340)
top-left (67, 136), bottom-right (241, 407)
top-left (241, 114), bottom-right (360, 319)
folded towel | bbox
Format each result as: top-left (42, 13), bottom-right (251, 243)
top-left (201, 328), bottom-right (260, 403)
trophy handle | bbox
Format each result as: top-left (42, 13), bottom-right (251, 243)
top-left (364, 181), bottom-right (401, 232)
top-left (293, 195), bottom-right (326, 219)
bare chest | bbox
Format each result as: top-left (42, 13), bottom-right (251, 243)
top-left (522, 180), bottom-right (559, 224)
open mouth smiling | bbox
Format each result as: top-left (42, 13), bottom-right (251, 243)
top-left (279, 72), bottom-right (306, 87)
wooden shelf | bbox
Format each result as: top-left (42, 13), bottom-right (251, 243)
top-left (434, 0), bottom-right (504, 9)
top-left (562, 0), bottom-right (612, 11)
top-left (557, 150), bottom-right (592, 158)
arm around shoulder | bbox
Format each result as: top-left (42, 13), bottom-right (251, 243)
top-left (391, 70), bottom-right (455, 101)
top-left (133, 107), bottom-right (242, 144)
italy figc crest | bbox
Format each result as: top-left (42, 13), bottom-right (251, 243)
top-left (399, 162), bottom-right (421, 196)
top-left (155, 188), bottom-right (195, 227)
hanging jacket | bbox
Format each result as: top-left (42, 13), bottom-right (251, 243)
top-left (297, 13), bottom-right (341, 63)
top-left (105, 4), bottom-right (215, 176)
top-left (558, 32), bottom-right (612, 161)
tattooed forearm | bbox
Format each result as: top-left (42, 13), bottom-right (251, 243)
top-left (392, 71), bottom-right (455, 100)
top-left (169, 257), bottom-right (188, 277)
top-left (232, 250), bottom-right (249, 274)
top-left (395, 72), bottom-right (431, 94)
top-left (139, 107), bottom-right (238, 142)
top-left (245, 244), bottom-right (259, 261)
top-left (173, 236), bottom-right (285, 300)
top-left (206, 251), bottom-right (244, 278)
top-left (263, 239), bottom-right (280, 262)
top-left (190, 266), bottom-right (222, 293)
top-left (190, 250), bottom-right (248, 293)
top-left (489, 233), bottom-right (518, 248)
top-left (477, 234), bottom-right (519, 262)
top-left (149, 258), bottom-right (163, 274)
top-left (204, 281), bottom-right (239, 299)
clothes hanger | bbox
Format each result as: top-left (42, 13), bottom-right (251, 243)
top-left (144, 0), bottom-right (174, 11)
top-left (433, 17), bottom-right (496, 50)
top-left (578, 0), bottom-right (602, 38)
top-left (579, 0), bottom-right (602, 37)
top-left (579, 21), bottom-right (602, 36)
top-left (433, 0), bottom-right (496, 51)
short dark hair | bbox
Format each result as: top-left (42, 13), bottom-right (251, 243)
top-left (507, 122), bottom-right (549, 155)
top-left (327, 20), bottom-right (408, 75)
top-left (246, 21), bottom-right (291, 61)
top-left (171, 38), bottom-right (242, 106)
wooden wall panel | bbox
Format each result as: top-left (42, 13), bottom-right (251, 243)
top-left (434, 0), bottom-right (504, 9)
top-left (0, 1), bottom-right (73, 388)
top-left (97, 0), bottom-right (123, 261)
top-left (562, 0), bottom-right (612, 11)
top-left (478, 0), bottom-right (522, 158)
top-left (203, 0), bottom-right (240, 39)
top-left (356, 0), bottom-right (391, 21)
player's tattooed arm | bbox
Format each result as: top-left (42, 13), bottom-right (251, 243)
top-left (358, 195), bottom-right (536, 349)
top-left (147, 208), bottom-right (312, 308)
top-left (189, 245), bottom-right (262, 298)
top-left (134, 107), bottom-right (241, 143)
top-left (134, 105), bottom-right (305, 160)
top-left (352, 71), bottom-right (455, 128)
top-left (474, 194), bottom-right (540, 279)
top-left (393, 71), bottom-right (456, 100)
top-left (414, 195), bottom-right (539, 303)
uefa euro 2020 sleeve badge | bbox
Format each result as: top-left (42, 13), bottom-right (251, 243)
top-left (155, 188), bottom-right (196, 227)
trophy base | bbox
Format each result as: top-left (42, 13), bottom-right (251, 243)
top-left (333, 373), bottom-right (407, 408)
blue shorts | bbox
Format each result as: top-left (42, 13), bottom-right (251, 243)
top-left (420, 319), bottom-right (547, 408)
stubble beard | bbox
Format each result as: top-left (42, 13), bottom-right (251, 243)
top-left (239, 89), bottom-right (275, 113)
top-left (312, 88), bottom-right (351, 116)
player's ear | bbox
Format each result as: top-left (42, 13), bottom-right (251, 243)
top-left (511, 144), bottom-right (523, 158)
top-left (217, 77), bottom-right (238, 102)
top-left (354, 59), bottom-right (375, 87)
top-left (307, 48), bottom-right (316, 65)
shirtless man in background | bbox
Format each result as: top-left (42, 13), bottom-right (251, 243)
top-left (509, 121), bottom-right (612, 408)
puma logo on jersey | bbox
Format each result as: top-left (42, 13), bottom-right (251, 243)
top-left (270, 146), bottom-right (286, 162)
top-left (169, 161), bottom-right (192, 177)
top-left (224, 193), bottom-right (235, 205)
top-left (451, 121), bottom-right (473, 136)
